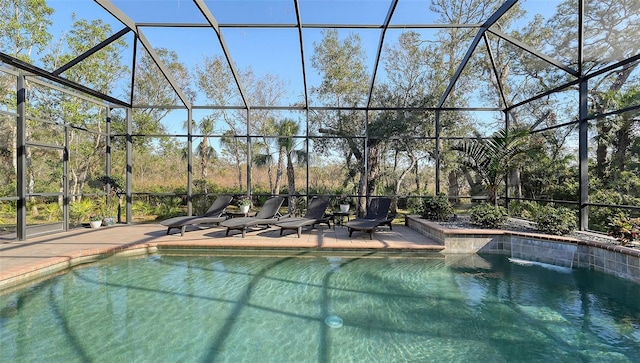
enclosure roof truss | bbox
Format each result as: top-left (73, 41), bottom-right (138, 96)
top-left (1, 0), bottom-right (610, 115)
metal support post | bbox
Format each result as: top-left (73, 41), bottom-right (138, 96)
top-left (16, 75), bottom-right (27, 240)
top-left (187, 107), bottom-right (193, 216)
top-left (435, 111), bottom-right (441, 195)
top-left (578, 80), bottom-right (589, 230)
top-left (126, 108), bottom-right (133, 224)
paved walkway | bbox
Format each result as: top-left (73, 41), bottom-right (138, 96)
top-left (0, 222), bottom-right (442, 291)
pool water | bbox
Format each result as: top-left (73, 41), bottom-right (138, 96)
top-left (1, 252), bottom-right (639, 362)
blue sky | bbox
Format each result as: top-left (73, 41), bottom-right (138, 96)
top-left (43, 1), bottom-right (565, 107)
top-left (38, 0), bottom-right (569, 137)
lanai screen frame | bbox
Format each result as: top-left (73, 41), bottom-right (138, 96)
top-left (1, 0), bottom-right (639, 240)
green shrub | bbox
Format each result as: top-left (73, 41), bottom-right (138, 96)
top-left (255, 194), bottom-right (270, 206)
top-left (421, 194), bottom-right (454, 221)
top-left (608, 213), bottom-right (640, 246)
top-left (470, 203), bottom-right (508, 228)
top-left (509, 200), bottom-right (537, 219)
top-left (294, 196), bottom-right (308, 216)
top-left (132, 200), bottom-right (153, 217)
top-left (154, 197), bottom-right (184, 219)
top-left (532, 204), bottom-right (576, 235)
top-left (43, 202), bottom-right (62, 221)
top-left (0, 201), bottom-right (16, 216)
top-left (69, 198), bottom-right (95, 224)
top-left (588, 190), bottom-right (625, 232)
top-left (407, 196), bottom-right (424, 214)
top-left (0, 181), bottom-right (16, 197)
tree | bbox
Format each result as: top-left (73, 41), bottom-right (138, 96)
top-left (38, 17), bottom-right (128, 198)
top-left (220, 130), bottom-right (246, 191)
top-left (452, 127), bottom-right (538, 205)
top-left (0, 0), bottom-right (53, 189)
top-left (276, 118), bottom-right (303, 215)
top-left (125, 47), bottom-right (195, 143)
top-left (0, 0), bottom-right (53, 61)
top-left (546, 0), bottom-right (640, 181)
top-left (374, 31), bottom-right (443, 205)
top-left (252, 117), bottom-right (278, 194)
top-left (310, 29), bottom-right (369, 210)
top-left (184, 114), bottom-right (218, 182)
top-left (196, 56), bottom-right (290, 192)
top-left (592, 87), bottom-right (640, 181)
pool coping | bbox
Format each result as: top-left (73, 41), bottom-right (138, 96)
top-left (0, 232), bottom-right (445, 292)
top-left (5, 217), bottom-right (639, 292)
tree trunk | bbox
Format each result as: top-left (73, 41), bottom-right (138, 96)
top-left (488, 185), bottom-right (498, 206)
top-left (508, 168), bottom-right (522, 199)
top-left (201, 137), bottom-right (208, 180)
top-left (10, 124), bottom-right (17, 174)
top-left (236, 162), bottom-right (243, 192)
top-left (613, 117), bottom-right (633, 178)
top-left (286, 154), bottom-right (296, 215)
top-left (447, 170), bottom-right (460, 204)
top-left (267, 160), bottom-right (274, 195)
top-left (357, 165), bottom-right (367, 217)
top-left (595, 115), bottom-right (611, 179)
top-left (414, 159), bottom-right (420, 192)
top-left (274, 146), bottom-right (286, 195)
top-left (394, 152), bottom-right (416, 212)
top-left (26, 144), bottom-right (34, 195)
top-left (70, 169), bottom-right (78, 197)
top-left (462, 167), bottom-right (484, 197)
top-left (593, 63), bottom-right (638, 179)
top-left (356, 142), bottom-right (382, 217)
top-left (367, 143), bottom-right (380, 196)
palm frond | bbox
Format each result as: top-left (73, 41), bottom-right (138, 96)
top-left (451, 127), bottom-right (534, 204)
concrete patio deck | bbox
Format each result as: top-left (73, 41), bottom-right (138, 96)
top-left (0, 222), bottom-right (442, 291)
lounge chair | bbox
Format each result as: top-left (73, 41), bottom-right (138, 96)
top-left (220, 196), bottom-right (286, 238)
top-left (276, 197), bottom-right (331, 237)
top-left (346, 197), bottom-right (394, 239)
top-left (160, 195), bottom-right (233, 236)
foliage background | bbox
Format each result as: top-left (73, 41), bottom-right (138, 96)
top-left (0, 0), bottom-right (639, 234)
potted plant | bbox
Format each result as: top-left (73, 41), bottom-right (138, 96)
top-left (337, 195), bottom-right (351, 213)
top-left (101, 201), bottom-right (117, 226)
top-left (238, 196), bottom-right (252, 214)
top-left (89, 213), bottom-right (102, 229)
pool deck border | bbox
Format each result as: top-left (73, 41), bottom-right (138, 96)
top-left (4, 217), bottom-right (640, 292)
top-left (0, 223), bottom-right (443, 292)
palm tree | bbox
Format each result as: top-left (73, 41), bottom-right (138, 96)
top-left (253, 117), bottom-right (278, 193)
top-left (452, 127), bottom-right (537, 206)
top-left (276, 118), bottom-right (303, 214)
top-left (183, 115), bottom-right (218, 181)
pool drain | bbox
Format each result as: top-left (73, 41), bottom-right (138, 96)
top-left (324, 315), bottom-right (343, 328)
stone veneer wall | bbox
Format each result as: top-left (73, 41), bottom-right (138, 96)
top-left (406, 215), bottom-right (640, 284)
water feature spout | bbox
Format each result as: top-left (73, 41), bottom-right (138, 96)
top-left (510, 238), bottom-right (577, 269)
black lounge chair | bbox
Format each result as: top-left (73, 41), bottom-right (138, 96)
top-left (160, 195), bottom-right (233, 236)
top-left (220, 196), bottom-right (286, 238)
top-left (346, 197), bottom-right (394, 239)
top-left (276, 197), bottom-right (331, 237)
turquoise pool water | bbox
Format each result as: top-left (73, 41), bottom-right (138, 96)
top-left (1, 252), bottom-right (639, 362)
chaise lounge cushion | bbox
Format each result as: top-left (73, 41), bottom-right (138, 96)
top-left (160, 195), bottom-right (233, 236)
top-left (276, 197), bottom-right (330, 237)
top-left (220, 196), bottom-right (285, 238)
top-left (346, 197), bottom-right (393, 239)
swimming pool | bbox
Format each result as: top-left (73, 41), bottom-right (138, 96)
top-left (1, 252), bottom-right (638, 362)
